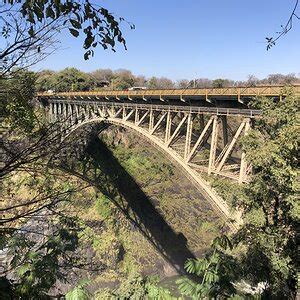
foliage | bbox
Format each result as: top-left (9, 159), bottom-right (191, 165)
top-left (66, 280), bottom-right (91, 300)
top-left (177, 235), bottom-right (238, 299)
top-left (1, 0), bottom-right (133, 74)
top-left (95, 274), bottom-right (176, 299)
top-left (0, 70), bottom-right (37, 132)
top-left (0, 70), bottom-right (88, 298)
top-left (1, 215), bottom-right (81, 298)
top-left (178, 91), bottom-right (299, 299)
top-left (147, 76), bottom-right (175, 89)
top-left (95, 194), bottom-right (113, 220)
top-left (212, 78), bottom-right (233, 88)
top-left (234, 91), bottom-right (299, 298)
top-left (35, 68), bottom-right (300, 92)
top-left (36, 67), bottom-right (94, 92)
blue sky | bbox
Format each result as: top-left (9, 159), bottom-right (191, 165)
top-left (34, 0), bottom-right (300, 80)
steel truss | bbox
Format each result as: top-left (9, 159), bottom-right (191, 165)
top-left (48, 100), bottom-right (256, 224)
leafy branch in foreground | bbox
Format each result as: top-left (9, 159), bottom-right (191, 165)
top-left (1, 0), bottom-right (134, 74)
top-left (177, 235), bottom-right (238, 299)
top-left (266, 0), bottom-right (300, 50)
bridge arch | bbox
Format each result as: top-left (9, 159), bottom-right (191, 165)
top-left (64, 116), bottom-right (237, 228)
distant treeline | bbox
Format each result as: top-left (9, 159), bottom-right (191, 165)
top-left (36, 68), bottom-right (300, 92)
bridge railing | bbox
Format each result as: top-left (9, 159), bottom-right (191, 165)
top-left (50, 99), bottom-right (261, 117)
top-left (38, 85), bottom-right (300, 98)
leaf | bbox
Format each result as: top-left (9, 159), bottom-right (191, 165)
top-left (28, 26), bottom-right (34, 37)
top-left (46, 6), bottom-right (55, 19)
top-left (69, 28), bottom-right (79, 37)
top-left (70, 19), bottom-right (82, 29)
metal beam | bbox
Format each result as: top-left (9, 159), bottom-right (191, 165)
top-left (38, 85), bottom-right (300, 100)
top-left (184, 113), bottom-right (193, 160)
top-left (49, 103), bottom-right (53, 121)
top-left (137, 110), bottom-right (149, 126)
top-left (124, 109), bottom-right (135, 121)
top-left (187, 116), bottom-right (214, 162)
top-left (208, 116), bottom-right (219, 174)
top-left (75, 105), bottom-right (79, 118)
top-left (221, 115), bottom-right (228, 147)
top-left (165, 111), bottom-right (172, 143)
top-left (216, 120), bottom-right (246, 173)
top-left (149, 108), bottom-right (154, 131)
top-left (135, 107), bottom-right (139, 124)
top-left (114, 108), bottom-right (123, 118)
top-left (239, 118), bottom-right (251, 183)
top-left (150, 112), bottom-right (167, 135)
top-left (166, 115), bottom-right (188, 147)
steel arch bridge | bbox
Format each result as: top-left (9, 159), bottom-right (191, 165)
top-left (39, 85), bottom-right (298, 224)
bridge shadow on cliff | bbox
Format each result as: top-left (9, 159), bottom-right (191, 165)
top-left (59, 125), bottom-right (195, 273)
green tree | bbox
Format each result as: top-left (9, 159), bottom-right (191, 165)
top-left (52, 67), bottom-right (94, 92)
top-left (212, 78), bottom-right (233, 88)
top-left (35, 70), bottom-right (57, 92)
top-left (111, 69), bottom-right (135, 90)
top-left (177, 236), bottom-right (238, 299)
top-left (94, 274), bottom-right (175, 299)
top-left (235, 90), bottom-right (298, 298)
top-left (0, 70), bottom-right (37, 132)
top-left (177, 90), bottom-right (299, 299)
top-left (147, 77), bottom-right (174, 89)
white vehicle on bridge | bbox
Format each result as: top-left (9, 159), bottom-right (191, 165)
top-left (128, 86), bottom-right (147, 91)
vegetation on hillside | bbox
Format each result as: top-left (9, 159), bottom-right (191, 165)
top-left (1, 89), bottom-right (224, 297)
top-left (177, 91), bottom-right (299, 299)
top-left (35, 68), bottom-right (300, 92)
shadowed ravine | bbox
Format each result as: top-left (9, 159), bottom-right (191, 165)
top-left (60, 127), bottom-right (196, 273)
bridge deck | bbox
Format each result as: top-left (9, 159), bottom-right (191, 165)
top-left (38, 85), bottom-right (300, 102)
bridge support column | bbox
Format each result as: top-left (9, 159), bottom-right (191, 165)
top-left (216, 120), bottom-right (246, 173)
top-left (187, 116), bottom-right (214, 163)
top-left (199, 114), bottom-right (204, 131)
top-left (62, 103), bottom-right (67, 118)
top-left (239, 118), bottom-right (251, 183)
top-left (166, 115), bottom-right (187, 147)
top-left (165, 111), bottom-right (171, 144)
top-left (79, 105), bottom-right (83, 121)
top-left (68, 104), bottom-right (73, 123)
top-left (49, 102), bottom-right (53, 122)
top-left (122, 107), bottom-right (126, 120)
top-left (221, 116), bottom-right (228, 147)
top-left (184, 113), bottom-right (193, 160)
top-left (150, 112), bottom-right (167, 135)
top-left (53, 103), bottom-right (57, 121)
top-left (135, 107), bottom-right (139, 125)
top-left (149, 108), bottom-right (154, 131)
top-left (58, 103), bottom-right (62, 118)
top-left (208, 116), bottom-right (219, 174)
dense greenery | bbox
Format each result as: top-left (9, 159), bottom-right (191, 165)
top-left (177, 91), bottom-right (299, 299)
top-left (35, 67), bottom-right (300, 92)
top-left (177, 236), bottom-right (237, 299)
top-left (92, 274), bottom-right (175, 299)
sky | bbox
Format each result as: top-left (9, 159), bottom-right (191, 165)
top-left (33, 0), bottom-right (300, 81)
